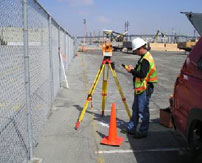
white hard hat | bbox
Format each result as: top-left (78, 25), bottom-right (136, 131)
top-left (132, 38), bottom-right (147, 52)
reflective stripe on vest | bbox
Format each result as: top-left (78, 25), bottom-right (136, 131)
top-left (134, 52), bottom-right (158, 94)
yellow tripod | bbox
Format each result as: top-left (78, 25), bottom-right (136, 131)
top-left (75, 57), bottom-right (131, 129)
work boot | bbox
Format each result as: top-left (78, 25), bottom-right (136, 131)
top-left (133, 132), bottom-right (147, 139)
top-left (127, 121), bottom-right (136, 135)
top-left (127, 130), bottom-right (136, 135)
top-left (120, 129), bottom-right (136, 135)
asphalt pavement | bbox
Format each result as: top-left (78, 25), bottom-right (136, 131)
top-left (34, 49), bottom-right (202, 163)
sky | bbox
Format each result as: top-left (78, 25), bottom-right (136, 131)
top-left (38, 0), bottom-right (202, 37)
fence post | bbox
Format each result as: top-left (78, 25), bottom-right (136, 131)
top-left (68, 36), bottom-right (70, 64)
top-left (48, 16), bottom-right (54, 103)
top-left (73, 38), bottom-right (76, 58)
top-left (64, 33), bottom-right (67, 70)
top-left (58, 27), bottom-right (62, 87)
top-left (71, 38), bottom-right (73, 59)
top-left (23, 0), bottom-right (33, 160)
top-left (67, 36), bottom-right (69, 65)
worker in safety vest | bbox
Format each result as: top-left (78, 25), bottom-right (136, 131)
top-left (125, 38), bottom-right (158, 139)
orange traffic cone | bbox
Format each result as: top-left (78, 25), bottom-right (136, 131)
top-left (100, 103), bottom-right (124, 146)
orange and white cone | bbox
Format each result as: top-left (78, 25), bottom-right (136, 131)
top-left (100, 103), bottom-right (124, 146)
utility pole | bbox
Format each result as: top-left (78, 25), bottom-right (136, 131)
top-left (125, 21), bottom-right (129, 41)
top-left (83, 19), bottom-right (87, 44)
top-left (90, 32), bottom-right (92, 45)
top-left (125, 21), bottom-right (129, 32)
top-left (193, 29), bottom-right (196, 40)
top-left (98, 31), bottom-right (100, 46)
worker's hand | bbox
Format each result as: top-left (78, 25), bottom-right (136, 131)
top-left (126, 65), bottom-right (134, 72)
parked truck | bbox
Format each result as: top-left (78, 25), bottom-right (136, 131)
top-left (170, 36), bottom-right (202, 151)
top-left (170, 11), bottom-right (202, 151)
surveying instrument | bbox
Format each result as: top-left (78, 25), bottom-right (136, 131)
top-left (75, 40), bottom-right (131, 130)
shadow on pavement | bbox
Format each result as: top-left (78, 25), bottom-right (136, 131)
top-left (73, 103), bottom-right (202, 163)
top-left (126, 121), bottom-right (202, 163)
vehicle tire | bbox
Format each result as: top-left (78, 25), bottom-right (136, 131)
top-left (171, 115), bottom-right (176, 129)
top-left (188, 121), bottom-right (202, 151)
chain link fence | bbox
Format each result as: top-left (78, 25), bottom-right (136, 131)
top-left (0, 0), bottom-right (74, 162)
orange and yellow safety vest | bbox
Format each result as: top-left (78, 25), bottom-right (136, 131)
top-left (134, 52), bottom-right (158, 94)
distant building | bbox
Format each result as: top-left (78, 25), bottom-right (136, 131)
top-left (0, 27), bottom-right (48, 46)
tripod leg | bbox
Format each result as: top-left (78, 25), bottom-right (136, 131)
top-left (109, 64), bottom-right (131, 119)
top-left (75, 64), bottom-right (105, 129)
top-left (101, 64), bottom-right (109, 116)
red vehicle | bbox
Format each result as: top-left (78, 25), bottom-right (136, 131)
top-left (170, 36), bottom-right (202, 150)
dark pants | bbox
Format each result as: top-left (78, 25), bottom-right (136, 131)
top-left (127, 86), bottom-right (154, 135)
